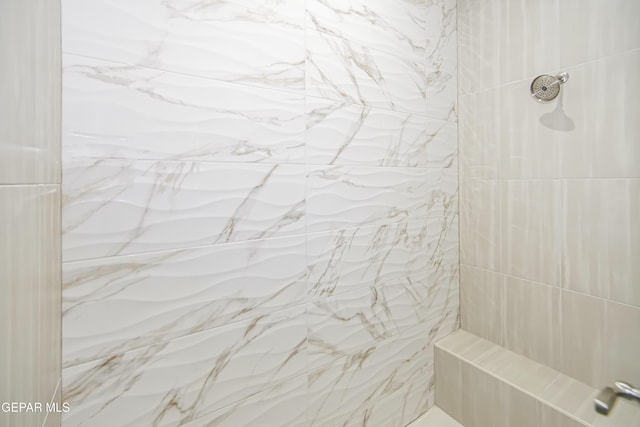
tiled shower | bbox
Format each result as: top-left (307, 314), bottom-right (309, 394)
top-left (1, 0), bottom-right (638, 427)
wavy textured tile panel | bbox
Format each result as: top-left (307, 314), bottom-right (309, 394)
top-left (307, 324), bottom-right (430, 427)
top-left (307, 221), bottom-right (428, 297)
top-left (427, 167), bottom-right (458, 219)
top-left (63, 55), bottom-right (305, 163)
top-left (306, 29), bottom-right (426, 115)
top-left (425, 117), bottom-right (458, 168)
top-left (307, 166), bottom-right (427, 233)
top-left (305, 0), bottom-right (426, 59)
top-left (63, 235), bottom-right (307, 367)
top-left (62, 306), bottom-right (306, 427)
top-left (306, 97), bottom-right (426, 167)
top-left (183, 375), bottom-right (307, 427)
top-left (308, 274), bottom-right (431, 369)
top-left (62, 0), bottom-right (305, 92)
top-left (425, 0), bottom-right (458, 121)
top-left (62, 160), bottom-right (306, 261)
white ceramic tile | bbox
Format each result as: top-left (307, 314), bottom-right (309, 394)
top-left (425, 118), bottom-right (457, 169)
top-left (563, 179), bottom-right (640, 307)
top-left (62, 0), bottom-right (305, 92)
top-left (307, 221), bottom-right (428, 298)
top-left (0, 0), bottom-right (60, 185)
top-left (0, 185), bottom-right (61, 427)
top-left (307, 324), bottom-right (429, 427)
top-left (306, 165), bottom-right (427, 233)
top-left (306, 29), bottom-right (426, 115)
top-left (182, 375), bottom-right (307, 427)
top-left (306, 97), bottom-right (427, 167)
top-left (63, 235), bottom-right (307, 367)
top-left (425, 0), bottom-right (458, 121)
top-left (62, 160), bottom-right (306, 261)
top-left (459, 180), bottom-right (501, 271)
top-left (426, 167), bottom-right (458, 219)
top-left (63, 54), bottom-right (305, 163)
top-left (502, 180), bottom-right (561, 286)
top-left (305, 0), bottom-right (426, 59)
top-left (308, 276), bottom-right (430, 369)
top-left (62, 306), bottom-right (306, 427)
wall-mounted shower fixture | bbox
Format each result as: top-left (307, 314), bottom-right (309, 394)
top-left (530, 72), bottom-right (569, 102)
top-left (594, 381), bottom-right (640, 415)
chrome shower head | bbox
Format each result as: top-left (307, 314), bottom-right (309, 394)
top-left (530, 72), bottom-right (569, 102)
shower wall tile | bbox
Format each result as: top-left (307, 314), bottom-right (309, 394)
top-left (559, 0), bottom-right (640, 67)
top-left (305, 29), bottom-right (426, 115)
top-left (499, 0), bottom-right (559, 83)
top-left (503, 276), bottom-right (561, 370)
top-left (460, 180), bottom-right (501, 271)
top-left (435, 346), bottom-right (463, 421)
top-left (0, 0), bottom-right (61, 185)
top-left (63, 55), bottom-right (305, 164)
top-left (426, 118), bottom-right (458, 168)
top-left (0, 186), bottom-right (61, 427)
top-left (459, 89), bottom-right (500, 180)
top-left (63, 235), bottom-right (307, 367)
top-left (562, 179), bottom-right (640, 308)
top-left (183, 375), bottom-right (307, 427)
top-left (603, 301), bottom-right (640, 388)
top-left (62, 306), bottom-right (306, 427)
top-left (425, 0), bottom-right (458, 121)
top-left (426, 167), bottom-right (458, 219)
top-left (307, 324), bottom-right (430, 427)
top-left (306, 98), bottom-right (427, 167)
top-left (457, 0), bottom-right (500, 94)
top-left (460, 265), bottom-right (503, 346)
top-left (62, 160), bottom-right (306, 261)
top-left (305, 0), bottom-right (427, 60)
top-left (307, 221), bottom-right (428, 298)
top-left (427, 215), bottom-right (459, 286)
top-left (502, 180), bottom-right (561, 287)
top-left (62, 0), bottom-right (305, 92)
top-left (306, 165), bottom-right (427, 233)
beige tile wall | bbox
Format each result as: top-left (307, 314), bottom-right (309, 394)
top-left (458, 0), bottom-right (640, 390)
top-left (0, 0), bottom-right (61, 426)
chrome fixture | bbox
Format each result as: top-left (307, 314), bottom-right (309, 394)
top-left (530, 72), bottom-right (569, 102)
top-left (594, 381), bottom-right (640, 415)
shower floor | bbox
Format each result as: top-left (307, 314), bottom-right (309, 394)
top-left (408, 407), bottom-right (462, 427)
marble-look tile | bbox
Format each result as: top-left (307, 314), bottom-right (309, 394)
top-left (0, 185), bottom-right (61, 427)
top-left (62, 306), bottom-right (306, 427)
top-left (500, 0), bottom-right (559, 83)
top-left (308, 276), bottom-right (429, 369)
top-left (62, 0), bottom-right (305, 92)
top-left (0, 0), bottom-right (60, 185)
top-left (504, 276), bottom-right (561, 370)
top-left (457, 0), bottom-right (500, 94)
top-left (425, 117), bottom-right (457, 169)
top-left (305, 0), bottom-right (426, 59)
top-left (63, 54), bottom-right (305, 163)
top-left (306, 166), bottom-right (427, 233)
top-left (559, 0), bottom-right (640, 67)
top-left (459, 89), bottom-right (500, 180)
top-left (563, 179), bottom-right (640, 307)
top-left (63, 235), bottom-right (307, 367)
top-left (460, 265), bottom-right (503, 345)
top-left (306, 29), bottom-right (426, 115)
top-left (62, 160), bottom-right (305, 261)
top-left (560, 290), bottom-right (606, 388)
top-left (502, 180), bottom-right (561, 286)
top-left (307, 221), bottom-right (428, 298)
top-left (425, 0), bottom-right (458, 121)
top-left (306, 98), bottom-right (427, 167)
top-left (307, 324), bottom-right (429, 427)
top-left (182, 375), bottom-right (307, 427)
top-left (459, 180), bottom-right (501, 271)
top-left (426, 167), bottom-right (458, 219)
top-left (435, 347), bottom-right (462, 422)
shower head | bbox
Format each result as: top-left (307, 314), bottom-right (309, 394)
top-left (530, 72), bottom-right (569, 102)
